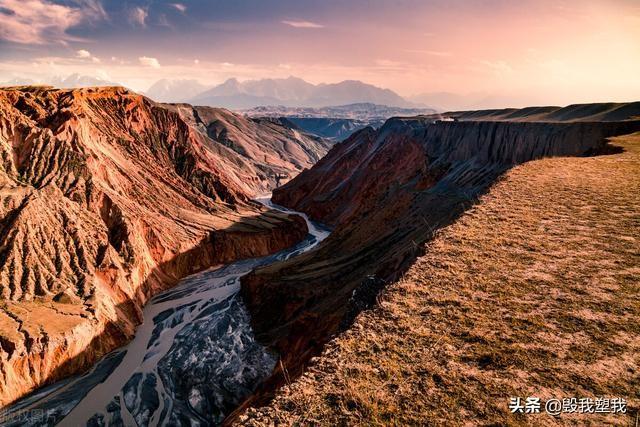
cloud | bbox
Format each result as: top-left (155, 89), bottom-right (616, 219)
top-left (405, 49), bottom-right (452, 57)
top-left (75, 0), bottom-right (107, 21)
top-left (76, 49), bottom-right (91, 58)
top-left (76, 48), bottom-right (100, 63)
top-left (0, 0), bottom-right (106, 44)
top-left (170, 3), bottom-right (186, 13)
top-left (129, 6), bottom-right (148, 27)
top-left (480, 60), bottom-right (513, 75)
top-left (157, 13), bottom-right (173, 29)
top-left (110, 56), bottom-right (126, 64)
top-left (139, 56), bottom-right (160, 68)
top-left (281, 20), bottom-right (323, 29)
top-left (375, 59), bottom-right (405, 68)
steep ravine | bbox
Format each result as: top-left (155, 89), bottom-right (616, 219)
top-left (0, 86), bottom-right (324, 408)
top-left (0, 212), bottom-right (308, 408)
top-left (235, 117), bottom-right (640, 419)
top-left (0, 199), bottom-right (328, 426)
top-left (239, 131), bottom-right (640, 426)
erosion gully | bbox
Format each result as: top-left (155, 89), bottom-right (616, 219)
top-left (0, 197), bottom-right (330, 427)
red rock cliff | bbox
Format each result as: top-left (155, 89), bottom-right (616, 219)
top-left (0, 86), bottom-right (309, 406)
top-left (238, 113), bottom-right (640, 415)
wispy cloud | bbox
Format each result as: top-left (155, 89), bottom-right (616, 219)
top-left (129, 6), bottom-right (148, 27)
top-left (405, 49), bottom-right (452, 57)
top-left (170, 3), bottom-right (186, 13)
top-left (75, 0), bottom-right (107, 21)
top-left (157, 14), bottom-right (174, 29)
top-left (0, 0), bottom-right (106, 44)
top-left (281, 20), bottom-right (324, 29)
top-left (375, 59), bottom-right (406, 69)
top-left (76, 48), bottom-right (100, 63)
top-left (139, 56), bottom-right (161, 68)
top-left (479, 59), bottom-right (513, 75)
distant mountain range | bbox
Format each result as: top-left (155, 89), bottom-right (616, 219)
top-left (282, 118), bottom-right (379, 141)
top-left (149, 76), bottom-right (424, 109)
top-left (146, 79), bottom-right (210, 103)
top-left (1, 73), bottom-right (118, 89)
top-left (2, 74), bottom-right (439, 110)
top-left (9, 74), bottom-right (599, 112)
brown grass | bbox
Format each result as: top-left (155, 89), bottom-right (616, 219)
top-left (239, 132), bottom-right (640, 426)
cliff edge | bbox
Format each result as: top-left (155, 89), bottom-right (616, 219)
top-left (241, 131), bottom-right (640, 426)
top-left (237, 108), bottom-right (640, 420)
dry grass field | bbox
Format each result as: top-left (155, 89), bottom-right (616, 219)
top-left (240, 132), bottom-right (640, 426)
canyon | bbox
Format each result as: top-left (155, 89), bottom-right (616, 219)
top-left (0, 90), bottom-right (638, 426)
top-left (242, 129), bottom-right (640, 426)
top-left (2, 1), bottom-right (636, 425)
top-left (0, 199), bottom-right (330, 426)
top-left (0, 86), bottom-right (330, 408)
top-left (236, 103), bottom-right (640, 419)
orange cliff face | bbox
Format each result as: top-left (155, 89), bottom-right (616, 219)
top-left (175, 105), bottom-right (331, 183)
top-left (0, 86), bottom-right (313, 406)
top-left (165, 103), bottom-right (332, 192)
top-left (237, 108), bottom-right (640, 414)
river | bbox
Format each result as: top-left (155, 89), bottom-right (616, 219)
top-left (0, 198), bottom-right (330, 427)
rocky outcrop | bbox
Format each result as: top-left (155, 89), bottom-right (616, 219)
top-left (274, 118), bottom-right (640, 225)
top-left (0, 86), bottom-right (310, 406)
top-left (166, 104), bottom-right (332, 190)
top-left (238, 112), bottom-right (640, 415)
top-left (445, 101), bottom-right (640, 122)
top-left (239, 131), bottom-right (640, 427)
top-left (284, 117), bottom-right (385, 141)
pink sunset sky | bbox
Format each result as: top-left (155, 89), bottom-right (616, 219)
top-left (0, 0), bottom-right (638, 107)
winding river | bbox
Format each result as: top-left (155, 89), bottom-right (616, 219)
top-left (0, 198), bottom-right (330, 427)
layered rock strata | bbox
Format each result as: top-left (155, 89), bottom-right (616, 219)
top-left (237, 112), bottom-right (640, 416)
top-left (0, 86), bottom-right (311, 405)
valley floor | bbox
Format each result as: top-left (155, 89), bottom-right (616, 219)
top-left (240, 132), bottom-right (640, 426)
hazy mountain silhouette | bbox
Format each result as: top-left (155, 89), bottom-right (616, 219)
top-left (146, 79), bottom-right (211, 102)
top-left (187, 76), bottom-right (418, 109)
top-left (1, 73), bottom-right (118, 88)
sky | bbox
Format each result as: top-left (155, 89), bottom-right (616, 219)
top-left (0, 0), bottom-right (639, 107)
